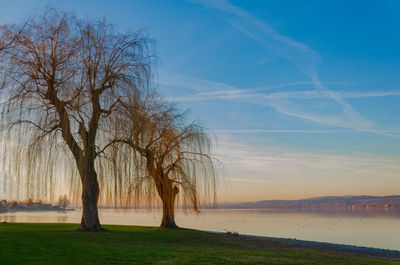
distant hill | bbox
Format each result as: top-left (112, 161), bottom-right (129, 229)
top-left (216, 195), bottom-right (400, 209)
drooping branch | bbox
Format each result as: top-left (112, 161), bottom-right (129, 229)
top-left (0, 9), bottom-right (157, 228)
top-left (112, 91), bottom-right (220, 220)
top-left (0, 23), bottom-right (26, 53)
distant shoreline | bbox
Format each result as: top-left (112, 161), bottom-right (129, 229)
top-left (0, 208), bottom-right (75, 213)
top-left (215, 195), bottom-right (400, 210)
top-left (219, 232), bottom-right (400, 259)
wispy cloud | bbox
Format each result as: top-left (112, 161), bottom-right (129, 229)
top-left (260, 90), bottom-right (400, 100)
top-left (186, 0), bottom-right (385, 134)
top-left (214, 135), bottom-right (400, 200)
top-left (211, 129), bottom-right (400, 134)
top-left (166, 81), bottom-right (400, 102)
top-left (216, 136), bottom-right (400, 175)
top-left (162, 73), bottom-right (400, 136)
top-left (161, 71), bottom-right (380, 101)
top-left (161, 72), bottom-right (399, 133)
top-left (158, 71), bottom-right (236, 92)
top-left (189, 0), bottom-right (320, 76)
top-left (229, 177), bottom-right (345, 188)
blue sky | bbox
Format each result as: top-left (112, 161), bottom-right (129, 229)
top-left (1, 0), bottom-right (400, 201)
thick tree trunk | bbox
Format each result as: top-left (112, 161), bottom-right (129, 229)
top-left (79, 167), bottom-right (102, 231)
top-left (160, 185), bottom-right (179, 228)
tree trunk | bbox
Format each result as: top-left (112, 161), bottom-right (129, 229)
top-left (79, 168), bottom-right (102, 231)
top-left (160, 185), bottom-right (179, 228)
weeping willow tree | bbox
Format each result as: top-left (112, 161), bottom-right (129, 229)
top-left (0, 9), bottom-right (155, 231)
top-left (108, 93), bottom-right (220, 228)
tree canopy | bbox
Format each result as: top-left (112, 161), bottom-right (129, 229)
top-left (0, 8), bottom-right (220, 230)
top-left (109, 92), bottom-right (219, 227)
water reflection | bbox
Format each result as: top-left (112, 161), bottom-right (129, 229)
top-left (0, 215), bottom-right (16, 223)
top-left (236, 207), bottom-right (400, 218)
top-left (56, 214), bottom-right (68, 223)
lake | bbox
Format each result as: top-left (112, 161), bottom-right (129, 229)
top-left (1, 208), bottom-right (400, 251)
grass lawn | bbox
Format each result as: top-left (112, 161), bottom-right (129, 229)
top-left (0, 222), bottom-right (398, 264)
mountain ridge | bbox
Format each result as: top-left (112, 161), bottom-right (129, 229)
top-left (216, 195), bottom-right (400, 209)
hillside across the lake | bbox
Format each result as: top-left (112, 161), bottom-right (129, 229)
top-left (216, 195), bottom-right (400, 210)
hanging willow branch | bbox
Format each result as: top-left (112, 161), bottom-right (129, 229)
top-left (0, 8), bottom-right (156, 231)
top-left (106, 91), bottom-right (221, 227)
top-left (0, 8), bottom-right (222, 230)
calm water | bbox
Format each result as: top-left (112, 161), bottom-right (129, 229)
top-left (1, 208), bottom-right (400, 251)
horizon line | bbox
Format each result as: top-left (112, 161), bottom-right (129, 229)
top-left (210, 129), bottom-right (400, 134)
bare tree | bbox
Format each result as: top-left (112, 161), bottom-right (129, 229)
top-left (110, 95), bottom-right (219, 228)
top-left (57, 195), bottom-right (70, 210)
top-left (0, 9), bottom-right (154, 231)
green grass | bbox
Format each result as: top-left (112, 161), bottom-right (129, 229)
top-left (0, 222), bottom-right (398, 264)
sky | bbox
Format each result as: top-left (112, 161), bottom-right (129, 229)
top-left (0, 0), bottom-right (399, 202)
